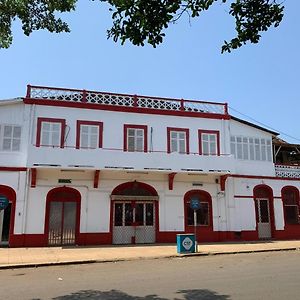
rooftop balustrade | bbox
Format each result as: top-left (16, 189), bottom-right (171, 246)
top-left (25, 85), bottom-right (229, 117)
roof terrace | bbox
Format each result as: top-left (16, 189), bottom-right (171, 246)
top-left (25, 85), bottom-right (229, 118)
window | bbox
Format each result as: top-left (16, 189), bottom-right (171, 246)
top-left (185, 191), bottom-right (212, 227)
top-left (199, 130), bottom-right (220, 156)
top-left (230, 135), bottom-right (272, 162)
top-left (124, 125), bottom-right (147, 152)
top-left (167, 128), bottom-right (189, 154)
top-left (0, 125), bottom-right (21, 151)
top-left (76, 121), bottom-right (103, 149)
top-left (282, 187), bottom-right (299, 225)
top-left (36, 118), bottom-right (66, 148)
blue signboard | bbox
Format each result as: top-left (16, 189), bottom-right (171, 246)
top-left (190, 197), bottom-right (201, 210)
top-left (0, 195), bottom-right (9, 211)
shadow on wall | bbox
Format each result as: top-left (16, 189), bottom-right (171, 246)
top-left (51, 288), bottom-right (230, 300)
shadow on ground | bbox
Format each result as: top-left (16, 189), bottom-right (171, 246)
top-left (50, 289), bottom-right (230, 300)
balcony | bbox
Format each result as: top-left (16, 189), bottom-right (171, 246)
top-left (24, 85), bottom-right (229, 119)
top-left (275, 164), bottom-right (300, 179)
top-left (27, 146), bottom-right (235, 175)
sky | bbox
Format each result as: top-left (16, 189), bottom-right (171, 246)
top-left (0, 1), bottom-right (299, 143)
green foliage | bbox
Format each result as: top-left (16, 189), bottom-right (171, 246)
top-left (0, 0), bottom-right (76, 48)
top-left (0, 0), bottom-right (284, 53)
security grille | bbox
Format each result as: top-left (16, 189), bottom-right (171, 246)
top-left (257, 198), bottom-right (271, 239)
top-left (48, 201), bottom-right (76, 246)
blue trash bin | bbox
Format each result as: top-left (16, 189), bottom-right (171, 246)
top-left (176, 234), bottom-right (196, 254)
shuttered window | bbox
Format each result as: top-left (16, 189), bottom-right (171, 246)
top-left (0, 125), bottom-right (21, 151)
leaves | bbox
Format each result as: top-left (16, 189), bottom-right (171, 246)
top-left (0, 0), bottom-right (285, 52)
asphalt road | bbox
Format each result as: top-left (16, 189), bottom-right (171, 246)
top-left (1, 251), bottom-right (300, 300)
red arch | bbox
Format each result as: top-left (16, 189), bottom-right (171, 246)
top-left (253, 184), bottom-right (275, 237)
top-left (44, 187), bottom-right (81, 244)
top-left (281, 186), bottom-right (300, 226)
top-left (0, 185), bottom-right (16, 246)
top-left (111, 181), bottom-right (158, 196)
top-left (183, 190), bottom-right (214, 242)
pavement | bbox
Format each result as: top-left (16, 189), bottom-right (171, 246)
top-left (0, 240), bottom-right (300, 270)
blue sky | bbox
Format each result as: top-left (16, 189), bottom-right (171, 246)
top-left (0, 1), bottom-right (299, 143)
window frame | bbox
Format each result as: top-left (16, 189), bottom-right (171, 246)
top-left (167, 127), bottom-right (189, 154)
top-left (0, 124), bottom-right (22, 152)
top-left (36, 117), bottom-right (66, 148)
top-left (281, 186), bottom-right (300, 225)
top-left (198, 129), bottom-right (220, 156)
top-left (124, 124), bottom-right (148, 152)
top-left (76, 120), bottom-right (103, 149)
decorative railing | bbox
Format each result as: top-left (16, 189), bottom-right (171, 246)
top-left (25, 85), bottom-right (228, 116)
top-left (275, 164), bottom-right (300, 179)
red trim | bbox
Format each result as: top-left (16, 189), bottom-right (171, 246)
top-left (36, 117), bottom-right (66, 148)
top-left (168, 172), bottom-right (176, 190)
top-left (44, 187), bottom-right (81, 245)
top-left (167, 127), bottom-right (190, 154)
top-left (229, 174), bottom-right (300, 181)
top-left (281, 186), bottom-right (300, 227)
top-left (94, 170), bottom-right (100, 188)
top-left (253, 184), bottom-right (275, 238)
top-left (76, 120), bottom-right (103, 149)
top-left (24, 99), bottom-right (230, 120)
top-left (123, 124), bottom-right (148, 152)
top-left (0, 185), bottom-right (16, 247)
top-left (220, 174), bottom-right (229, 191)
top-left (31, 168), bottom-right (37, 188)
top-left (111, 181), bottom-right (158, 196)
top-left (198, 129), bottom-right (220, 156)
top-left (0, 167), bottom-right (27, 171)
top-left (183, 190), bottom-right (214, 242)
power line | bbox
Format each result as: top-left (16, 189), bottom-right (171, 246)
top-left (229, 106), bottom-right (300, 144)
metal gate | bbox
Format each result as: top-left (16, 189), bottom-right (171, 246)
top-left (256, 198), bottom-right (272, 239)
top-left (48, 201), bottom-right (77, 246)
top-left (113, 201), bottom-right (156, 244)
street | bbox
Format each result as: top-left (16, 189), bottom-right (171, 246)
top-left (0, 251), bottom-right (299, 299)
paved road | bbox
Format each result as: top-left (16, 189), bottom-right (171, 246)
top-left (0, 251), bottom-right (300, 300)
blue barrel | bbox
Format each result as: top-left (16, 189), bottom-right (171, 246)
top-left (176, 234), bottom-right (196, 254)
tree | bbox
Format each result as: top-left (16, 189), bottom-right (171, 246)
top-left (0, 0), bottom-right (284, 53)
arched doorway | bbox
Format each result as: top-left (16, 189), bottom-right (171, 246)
top-left (0, 185), bottom-right (16, 247)
top-left (45, 187), bottom-right (81, 246)
top-left (253, 185), bottom-right (275, 239)
top-left (111, 181), bottom-right (159, 245)
top-left (184, 190), bottom-right (213, 242)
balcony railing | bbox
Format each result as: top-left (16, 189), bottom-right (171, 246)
top-left (275, 164), bottom-right (300, 179)
top-left (27, 146), bottom-right (235, 174)
top-left (25, 85), bottom-right (229, 117)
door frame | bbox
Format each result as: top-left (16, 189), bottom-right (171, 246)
top-left (0, 185), bottom-right (16, 247)
top-left (44, 187), bottom-right (81, 245)
top-left (254, 184), bottom-right (275, 239)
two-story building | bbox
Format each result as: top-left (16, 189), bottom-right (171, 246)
top-left (0, 85), bottom-right (299, 247)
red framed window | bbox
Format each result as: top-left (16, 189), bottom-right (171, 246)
top-left (282, 187), bottom-right (300, 225)
top-left (167, 127), bottom-right (189, 154)
top-left (36, 118), bottom-right (66, 148)
top-left (198, 130), bottom-right (220, 156)
top-left (76, 120), bottom-right (103, 149)
top-left (124, 124), bottom-right (148, 152)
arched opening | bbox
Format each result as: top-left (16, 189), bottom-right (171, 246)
top-left (183, 190), bottom-right (214, 242)
top-left (281, 186), bottom-right (300, 225)
top-left (253, 185), bottom-right (275, 239)
top-left (45, 187), bottom-right (81, 246)
top-left (0, 185), bottom-right (16, 247)
top-left (111, 181), bottom-right (158, 245)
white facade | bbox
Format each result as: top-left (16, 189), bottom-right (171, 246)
top-left (0, 86), bottom-right (299, 247)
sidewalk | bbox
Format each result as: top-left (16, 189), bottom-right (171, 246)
top-left (1, 240), bottom-right (300, 269)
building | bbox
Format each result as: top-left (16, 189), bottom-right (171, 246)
top-left (0, 85), bottom-right (299, 247)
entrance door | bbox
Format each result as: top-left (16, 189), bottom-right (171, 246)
top-left (0, 203), bottom-right (11, 246)
top-left (48, 201), bottom-right (77, 246)
top-left (256, 198), bottom-right (272, 239)
top-left (113, 201), bottom-right (155, 244)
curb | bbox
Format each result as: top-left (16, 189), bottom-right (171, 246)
top-left (0, 247), bottom-right (299, 270)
